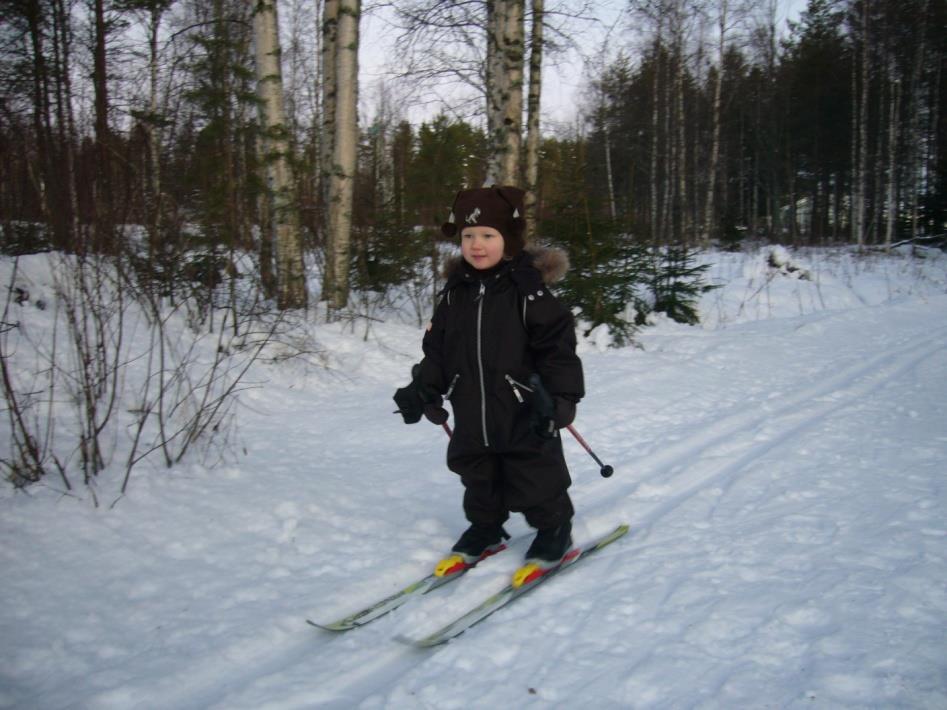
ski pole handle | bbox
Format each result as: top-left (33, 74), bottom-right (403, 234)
top-left (566, 424), bottom-right (614, 478)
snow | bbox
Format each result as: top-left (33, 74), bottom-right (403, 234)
top-left (2, 245), bottom-right (946, 709)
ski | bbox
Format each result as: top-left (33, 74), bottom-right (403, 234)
top-left (399, 523), bottom-right (629, 647)
top-left (307, 535), bottom-right (522, 631)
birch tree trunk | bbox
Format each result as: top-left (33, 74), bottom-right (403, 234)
top-left (885, 72), bottom-right (900, 251)
top-left (523, 0), bottom-right (544, 244)
top-left (604, 123), bottom-right (617, 221)
top-left (675, 42), bottom-right (687, 244)
top-left (702, 0), bottom-right (727, 246)
top-left (253, 0), bottom-right (308, 309)
top-left (326, 0), bottom-right (359, 311)
top-left (485, 0), bottom-right (524, 186)
top-left (486, 0), bottom-right (501, 166)
top-left (321, 0), bottom-right (338, 297)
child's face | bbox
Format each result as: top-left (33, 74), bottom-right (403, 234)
top-left (461, 226), bottom-right (506, 270)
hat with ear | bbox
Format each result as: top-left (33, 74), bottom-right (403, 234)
top-left (441, 186), bottom-right (527, 256)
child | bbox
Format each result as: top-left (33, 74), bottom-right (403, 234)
top-left (394, 186), bottom-right (585, 583)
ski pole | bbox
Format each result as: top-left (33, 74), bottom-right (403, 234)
top-left (529, 373), bottom-right (614, 479)
top-left (566, 424), bottom-right (614, 478)
top-left (440, 375), bottom-right (458, 439)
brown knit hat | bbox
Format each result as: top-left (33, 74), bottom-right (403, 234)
top-left (441, 186), bottom-right (527, 256)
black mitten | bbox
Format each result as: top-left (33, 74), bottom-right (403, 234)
top-left (554, 397), bottom-right (577, 429)
top-left (394, 364), bottom-right (448, 425)
top-left (529, 374), bottom-right (577, 438)
top-left (529, 374), bottom-right (557, 439)
top-left (423, 397), bottom-right (449, 425)
top-left (393, 380), bottom-right (424, 424)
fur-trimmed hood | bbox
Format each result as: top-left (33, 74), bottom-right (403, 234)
top-left (442, 246), bottom-right (570, 285)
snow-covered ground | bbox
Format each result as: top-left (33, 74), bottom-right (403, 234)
top-left (1, 245), bottom-right (946, 709)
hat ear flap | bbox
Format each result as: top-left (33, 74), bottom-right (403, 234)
top-left (495, 186), bottom-right (527, 237)
top-left (441, 190), bottom-right (464, 237)
top-left (441, 211), bottom-right (458, 237)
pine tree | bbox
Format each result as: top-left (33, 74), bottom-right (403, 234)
top-left (644, 246), bottom-right (714, 326)
top-left (541, 137), bottom-right (649, 345)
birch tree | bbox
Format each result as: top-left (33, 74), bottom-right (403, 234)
top-left (325, 0), bottom-right (359, 311)
top-left (701, 0), bottom-right (728, 245)
top-left (321, 0), bottom-right (338, 296)
top-left (143, 1), bottom-right (170, 258)
top-left (587, 28), bottom-right (624, 225)
top-left (650, 31), bottom-right (663, 244)
top-left (670, 2), bottom-right (688, 244)
top-left (485, 0), bottom-right (525, 185)
top-left (253, 0), bottom-right (307, 309)
top-left (391, 0), bottom-right (596, 197)
top-left (523, 0), bottom-right (544, 242)
top-left (631, 0), bottom-right (692, 243)
top-left (885, 71), bottom-right (900, 250)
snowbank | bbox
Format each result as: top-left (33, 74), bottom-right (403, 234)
top-left (1, 246), bottom-right (945, 709)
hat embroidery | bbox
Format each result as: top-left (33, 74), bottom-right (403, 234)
top-left (465, 207), bottom-right (481, 224)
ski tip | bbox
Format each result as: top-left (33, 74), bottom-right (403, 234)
top-left (307, 619), bottom-right (353, 632)
top-left (394, 631), bottom-right (452, 648)
top-left (596, 523), bottom-right (630, 546)
top-left (394, 633), bottom-right (435, 648)
top-left (597, 523), bottom-right (630, 540)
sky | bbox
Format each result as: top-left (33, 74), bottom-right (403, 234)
top-left (358, 0), bottom-right (809, 130)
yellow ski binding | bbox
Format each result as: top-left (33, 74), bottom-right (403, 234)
top-left (434, 554), bottom-right (468, 578)
top-left (512, 562), bottom-right (545, 589)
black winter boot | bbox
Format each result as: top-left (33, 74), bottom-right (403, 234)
top-left (451, 523), bottom-right (510, 561)
top-left (434, 523), bottom-right (511, 578)
top-left (525, 520), bottom-right (573, 564)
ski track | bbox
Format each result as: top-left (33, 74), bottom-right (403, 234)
top-left (213, 318), bottom-right (947, 707)
top-left (587, 323), bottom-right (947, 533)
top-left (208, 640), bottom-right (416, 710)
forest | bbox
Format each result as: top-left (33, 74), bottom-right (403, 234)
top-left (2, 0), bottom-right (944, 302)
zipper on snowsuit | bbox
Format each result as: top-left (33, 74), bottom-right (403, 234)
top-left (504, 374), bottom-right (534, 403)
top-left (445, 373), bottom-right (460, 400)
top-left (476, 281), bottom-right (489, 447)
